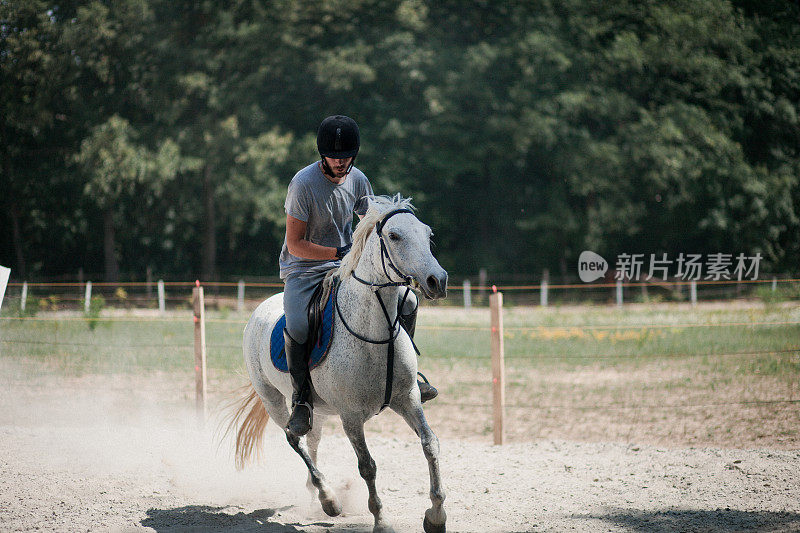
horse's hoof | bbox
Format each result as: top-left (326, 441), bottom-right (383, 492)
top-left (423, 515), bottom-right (446, 533)
top-left (320, 495), bottom-right (342, 517)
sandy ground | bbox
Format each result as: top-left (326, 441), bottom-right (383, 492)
top-left (1, 368), bottom-right (800, 533)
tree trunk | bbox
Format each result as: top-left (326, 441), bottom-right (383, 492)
top-left (9, 203), bottom-right (27, 278)
top-left (201, 164), bottom-right (217, 282)
top-left (103, 207), bottom-right (119, 283)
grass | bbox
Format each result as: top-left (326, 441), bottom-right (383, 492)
top-left (1, 303), bottom-right (798, 376)
top-left (1, 301), bottom-right (799, 447)
top-left (416, 304), bottom-right (800, 371)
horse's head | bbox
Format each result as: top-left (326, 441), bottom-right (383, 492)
top-left (375, 207), bottom-right (448, 299)
top-left (340, 195), bottom-right (448, 299)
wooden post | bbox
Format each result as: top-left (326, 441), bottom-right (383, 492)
top-left (158, 280), bottom-right (165, 314)
top-left (616, 279), bottom-right (623, 307)
top-left (20, 281), bottom-right (27, 313)
top-left (490, 289), bottom-right (505, 445)
top-left (193, 281), bottom-right (207, 424)
top-left (690, 280), bottom-right (697, 306)
top-left (237, 279), bottom-right (245, 313)
top-left (84, 281), bottom-right (92, 314)
top-left (772, 277), bottom-right (777, 292)
top-left (463, 280), bottom-right (472, 309)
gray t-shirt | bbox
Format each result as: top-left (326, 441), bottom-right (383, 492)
top-left (279, 161), bottom-right (373, 278)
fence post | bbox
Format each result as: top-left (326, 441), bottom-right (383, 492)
top-left (0, 266), bottom-right (9, 313)
top-left (158, 280), bottom-right (165, 313)
top-left (541, 269), bottom-right (549, 307)
top-left (540, 280), bottom-right (548, 307)
top-left (20, 281), bottom-right (27, 313)
top-left (84, 281), bottom-right (92, 314)
top-left (490, 288), bottom-right (505, 445)
top-left (690, 280), bottom-right (697, 306)
top-left (478, 268), bottom-right (487, 303)
top-left (193, 281), bottom-right (207, 424)
top-left (772, 277), bottom-right (777, 292)
top-left (463, 280), bottom-right (472, 309)
top-left (238, 279), bottom-right (245, 313)
top-left (616, 279), bottom-right (623, 307)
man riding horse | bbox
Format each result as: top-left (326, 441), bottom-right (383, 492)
top-left (279, 115), bottom-right (438, 437)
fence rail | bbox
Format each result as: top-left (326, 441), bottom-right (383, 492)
top-left (3, 276), bottom-right (799, 314)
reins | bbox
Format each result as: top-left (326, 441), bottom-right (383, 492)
top-left (333, 208), bottom-right (419, 413)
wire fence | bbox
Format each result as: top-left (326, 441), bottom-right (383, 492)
top-left (0, 276), bottom-right (797, 455)
top-left (3, 276), bottom-right (800, 313)
top-left (434, 398), bottom-right (800, 410)
top-left (2, 303), bottom-right (798, 416)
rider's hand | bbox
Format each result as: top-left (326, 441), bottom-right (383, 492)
top-left (335, 243), bottom-right (352, 259)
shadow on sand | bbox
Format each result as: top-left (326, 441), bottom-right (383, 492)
top-left (582, 508), bottom-right (800, 532)
top-left (141, 505), bottom-right (341, 533)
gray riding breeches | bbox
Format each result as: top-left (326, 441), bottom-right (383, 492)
top-left (283, 270), bottom-right (418, 344)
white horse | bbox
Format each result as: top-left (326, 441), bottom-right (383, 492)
top-left (226, 195), bottom-right (448, 533)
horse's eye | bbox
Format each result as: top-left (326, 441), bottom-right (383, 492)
top-left (388, 232), bottom-right (400, 241)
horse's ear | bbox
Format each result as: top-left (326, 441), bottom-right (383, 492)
top-left (364, 195), bottom-right (380, 215)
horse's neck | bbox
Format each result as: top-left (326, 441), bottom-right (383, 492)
top-left (339, 239), bottom-right (402, 333)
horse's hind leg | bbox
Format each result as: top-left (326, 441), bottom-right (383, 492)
top-left (250, 378), bottom-right (340, 516)
top-left (341, 417), bottom-right (394, 533)
top-left (305, 422), bottom-right (322, 495)
top-left (393, 402), bottom-right (446, 533)
top-left (285, 429), bottom-right (342, 517)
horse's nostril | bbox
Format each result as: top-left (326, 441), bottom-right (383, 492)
top-left (427, 275), bottom-right (438, 291)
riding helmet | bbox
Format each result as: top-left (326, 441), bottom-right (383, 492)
top-left (317, 115), bottom-right (360, 159)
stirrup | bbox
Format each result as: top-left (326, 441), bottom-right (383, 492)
top-left (287, 401), bottom-right (313, 437)
top-left (417, 372), bottom-right (438, 403)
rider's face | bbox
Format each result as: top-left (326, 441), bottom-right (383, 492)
top-left (323, 156), bottom-right (353, 178)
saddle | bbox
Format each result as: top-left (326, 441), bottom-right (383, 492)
top-left (270, 279), bottom-right (337, 373)
top-left (306, 277), bottom-right (331, 350)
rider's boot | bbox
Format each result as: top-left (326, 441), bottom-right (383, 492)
top-left (284, 329), bottom-right (313, 437)
top-left (399, 307), bottom-right (439, 403)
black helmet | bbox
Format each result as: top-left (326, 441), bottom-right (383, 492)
top-left (317, 115), bottom-right (360, 159)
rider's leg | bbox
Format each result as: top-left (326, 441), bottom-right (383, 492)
top-left (283, 270), bottom-right (327, 437)
top-left (284, 328), bottom-right (313, 436)
top-left (398, 291), bottom-right (438, 403)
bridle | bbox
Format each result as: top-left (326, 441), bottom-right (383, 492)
top-left (351, 208), bottom-right (415, 288)
top-left (333, 208), bottom-right (420, 412)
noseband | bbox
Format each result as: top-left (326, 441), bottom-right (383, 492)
top-left (334, 208), bottom-right (420, 413)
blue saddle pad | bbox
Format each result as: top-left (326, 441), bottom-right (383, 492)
top-left (270, 285), bottom-right (336, 373)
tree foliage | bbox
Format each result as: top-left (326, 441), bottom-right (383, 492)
top-left (1, 0), bottom-right (799, 281)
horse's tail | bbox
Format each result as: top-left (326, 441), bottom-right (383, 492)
top-left (221, 383), bottom-right (270, 470)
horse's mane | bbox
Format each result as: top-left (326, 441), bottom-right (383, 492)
top-left (322, 194), bottom-right (415, 294)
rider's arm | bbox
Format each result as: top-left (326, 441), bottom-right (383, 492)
top-left (285, 214), bottom-right (339, 260)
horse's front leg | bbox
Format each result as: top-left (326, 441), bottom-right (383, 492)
top-left (393, 400), bottom-right (446, 533)
top-left (341, 417), bottom-right (394, 533)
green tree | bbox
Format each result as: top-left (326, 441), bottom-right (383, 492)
top-left (0, 1), bottom-right (74, 277)
top-left (75, 115), bottom-right (150, 281)
top-left (75, 115), bottom-right (179, 281)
